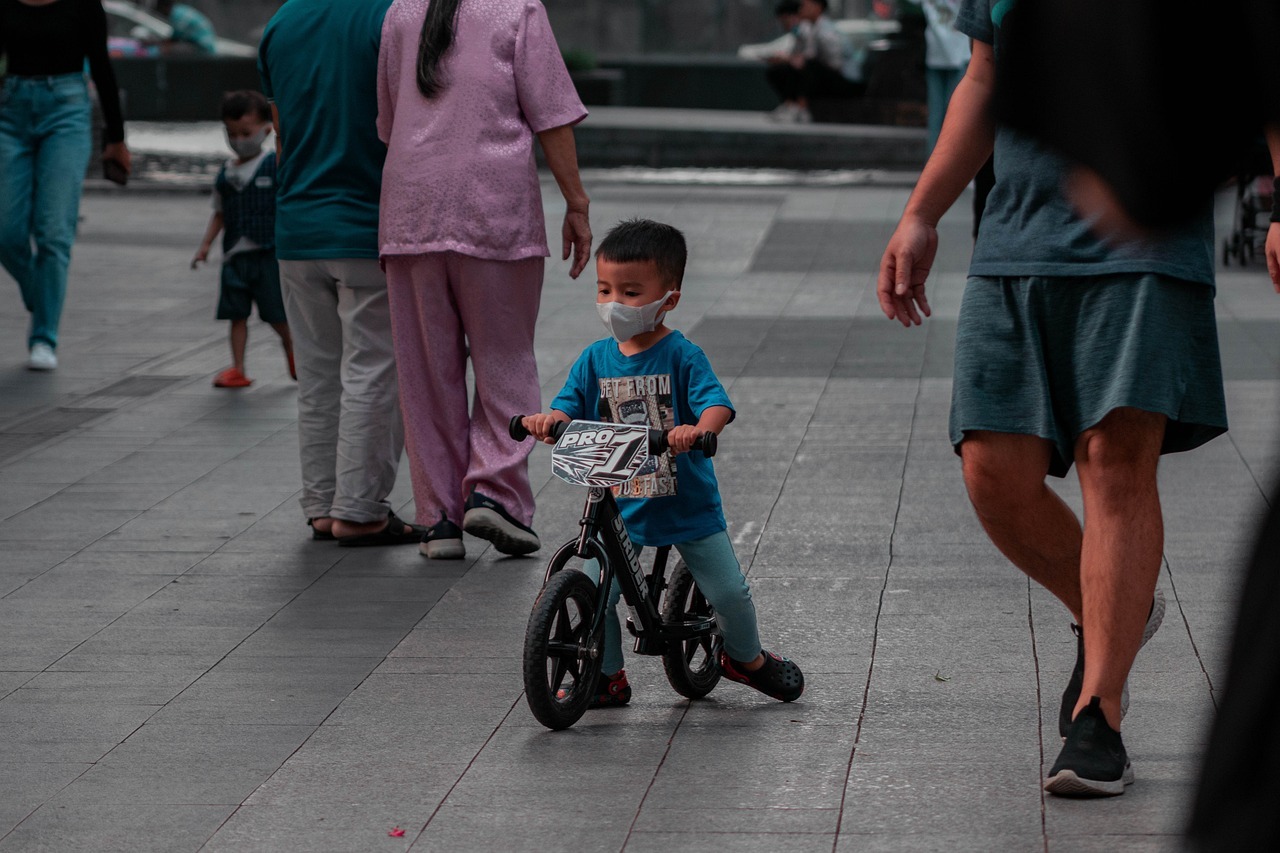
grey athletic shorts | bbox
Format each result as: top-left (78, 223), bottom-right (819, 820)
top-left (949, 273), bottom-right (1228, 477)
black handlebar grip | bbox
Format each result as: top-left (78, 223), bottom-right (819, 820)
top-left (649, 430), bottom-right (717, 457)
top-left (697, 431), bottom-right (717, 458)
top-left (509, 416), bottom-right (530, 442)
top-left (550, 421), bottom-right (569, 440)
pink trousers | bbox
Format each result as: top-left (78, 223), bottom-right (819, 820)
top-left (384, 253), bottom-right (543, 528)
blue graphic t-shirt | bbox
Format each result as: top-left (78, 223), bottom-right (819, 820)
top-left (956, 0), bottom-right (1215, 286)
top-left (550, 331), bottom-right (734, 547)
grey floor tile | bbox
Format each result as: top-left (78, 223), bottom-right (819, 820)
top-left (0, 803), bottom-right (235, 853)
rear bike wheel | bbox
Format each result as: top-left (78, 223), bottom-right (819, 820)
top-left (523, 568), bottom-right (603, 730)
top-left (661, 561), bottom-right (722, 699)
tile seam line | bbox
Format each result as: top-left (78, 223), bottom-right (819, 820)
top-left (1027, 577), bottom-right (1050, 852)
top-left (831, 312), bottom-right (927, 853)
top-left (405, 693), bottom-right (527, 849)
top-left (620, 235), bottom-right (791, 850)
top-left (1161, 554), bottom-right (1219, 711)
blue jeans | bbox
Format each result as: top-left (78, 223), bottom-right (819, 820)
top-left (590, 529), bottom-right (762, 675)
top-left (0, 74), bottom-right (92, 350)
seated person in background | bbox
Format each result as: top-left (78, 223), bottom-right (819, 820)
top-left (766, 0), bottom-right (864, 123)
top-left (153, 0), bottom-right (218, 55)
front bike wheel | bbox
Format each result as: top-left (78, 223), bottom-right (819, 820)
top-left (661, 561), bottom-right (722, 699)
top-left (523, 568), bottom-right (602, 730)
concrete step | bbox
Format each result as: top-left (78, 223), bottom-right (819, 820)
top-left (119, 108), bottom-right (926, 187)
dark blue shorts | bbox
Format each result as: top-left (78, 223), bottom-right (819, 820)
top-left (218, 250), bottom-right (286, 324)
top-left (949, 273), bottom-right (1228, 477)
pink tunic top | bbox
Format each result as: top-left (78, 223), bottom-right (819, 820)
top-left (376, 0), bottom-right (587, 260)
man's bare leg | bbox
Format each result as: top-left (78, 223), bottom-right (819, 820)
top-left (960, 431), bottom-right (1085, 620)
top-left (1072, 407), bottom-right (1166, 729)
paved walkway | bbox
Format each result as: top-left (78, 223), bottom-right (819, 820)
top-left (1, 182), bottom-right (1276, 852)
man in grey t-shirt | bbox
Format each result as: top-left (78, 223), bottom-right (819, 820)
top-left (876, 0), bottom-right (1229, 797)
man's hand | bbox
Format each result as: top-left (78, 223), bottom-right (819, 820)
top-left (665, 425), bottom-right (703, 454)
top-left (191, 245), bottom-right (210, 269)
top-left (1267, 222), bottom-right (1280, 294)
top-left (522, 412), bottom-right (568, 445)
top-left (876, 215), bottom-right (937, 327)
top-left (563, 208), bottom-right (592, 279)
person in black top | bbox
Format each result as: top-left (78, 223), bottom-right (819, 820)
top-left (0, 0), bottom-right (130, 371)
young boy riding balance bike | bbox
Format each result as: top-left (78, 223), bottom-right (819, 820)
top-left (521, 218), bottom-right (804, 708)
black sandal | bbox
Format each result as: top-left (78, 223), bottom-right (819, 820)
top-left (336, 511), bottom-right (425, 548)
top-left (719, 650), bottom-right (804, 702)
top-left (307, 518), bottom-right (335, 541)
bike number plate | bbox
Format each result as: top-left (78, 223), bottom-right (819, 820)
top-left (551, 420), bottom-right (652, 487)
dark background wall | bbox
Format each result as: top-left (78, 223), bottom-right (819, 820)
top-left (157, 0), bottom-right (875, 56)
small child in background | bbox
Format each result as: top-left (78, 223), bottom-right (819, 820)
top-left (192, 90), bottom-right (293, 388)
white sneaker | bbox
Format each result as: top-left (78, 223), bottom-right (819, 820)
top-left (768, 103), bottom-right (798, 123)
top-left (793, 107), bottom-right (813, 124)
top-left (27, 342), bottom-right (57, 371)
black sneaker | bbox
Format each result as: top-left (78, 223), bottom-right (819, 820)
top-left (1045, 696), bottom-right (1133, 797)
top-left (462, 489), bottom-right (540, 555)
top-left (419, 512), bottom-right (464, 560)
top-left (1058, 589), bottom-right (1166, 738)
top-left (719, 650), bottom-right (804, 702)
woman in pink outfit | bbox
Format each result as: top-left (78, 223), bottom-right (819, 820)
top-left (377, 0), bottom-right (591, 559)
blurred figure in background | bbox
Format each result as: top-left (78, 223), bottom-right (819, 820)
top-left (918, 0), bottom-right (969, 156)
top-left (0, 0), bottom-right (131, 371)
top-left (765, 0), bottom-right (864, 123)
top-left (153, 0), bottom-right (216, 55)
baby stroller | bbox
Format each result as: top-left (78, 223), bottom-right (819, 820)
top-left (1222, 138), bottom-right (1274, 266)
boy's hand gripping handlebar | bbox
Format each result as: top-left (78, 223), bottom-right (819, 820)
top-left (508, 416), bottom-right (717, 458)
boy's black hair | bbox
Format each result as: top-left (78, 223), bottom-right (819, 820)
top-left (221, 90), bottom-right (271, 123)
top-left (775, 0), bottom-right (801, 15)
top-left (595, 219), bottom-right (688, 289)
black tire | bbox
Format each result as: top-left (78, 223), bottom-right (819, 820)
top-left (523, 569), bottom-right (602, 730)
top-left (661, 561), bottom-right (722, 699)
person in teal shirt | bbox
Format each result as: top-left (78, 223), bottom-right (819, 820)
top-left (154, 1), bottom-right (217, 54)
top-left (257, 0), bottom-right (422, 549)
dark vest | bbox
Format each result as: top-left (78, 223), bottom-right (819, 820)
top-left (216, 152), bottom-right (276, 253)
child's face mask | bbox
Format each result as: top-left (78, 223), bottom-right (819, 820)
top-left (227, 126), bottom-right (269, 160)
top-left (597, 292), bottom-right (671, 343)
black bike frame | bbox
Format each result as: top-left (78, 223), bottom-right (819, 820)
top-left (546, 484), bottom-right (715, 658)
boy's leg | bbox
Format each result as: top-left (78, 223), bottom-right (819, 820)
top-left (249, 251), bottom-right (294, 378)
top-left (218, 257), bottom-right (254, 374)
top-left (673, 531), bottom-right (762, 666)
top-left (448, 254), bottom-right (543, 527)
top-left (228, 317), bottom-right (248, 372)
top-left (583, 558), bottom-right (625, 676)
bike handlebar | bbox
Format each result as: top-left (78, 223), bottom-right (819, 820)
top-left (508, 415), bottom-right (717, 458)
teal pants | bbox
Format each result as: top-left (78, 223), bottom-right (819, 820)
top-left (589, 529), bottom-right (761, 676)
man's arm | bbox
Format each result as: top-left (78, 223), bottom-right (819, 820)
top-left (875, 39), bottom-right (997, 326)
top-left (1265, 123), bottom-right (1280, 292)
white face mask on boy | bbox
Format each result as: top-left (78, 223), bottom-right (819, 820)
top-left (597, 293), bottom-right (671, 342)
top-left (227, 126), bottom-right (269, 160)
